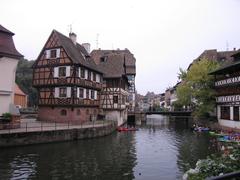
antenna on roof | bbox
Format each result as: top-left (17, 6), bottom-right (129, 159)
top-left (96, 33), bottom-right (99, 49)
top-left (68, 24), bottom-right (72, 33)
top-left (226, 40), bottom-right (229, 51)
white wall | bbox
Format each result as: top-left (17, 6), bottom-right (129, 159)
top-left (219, 119), bottom-right (240, 129)
top-left (0, 57), bottom-right (18, 115)
top-left (105, 110), bottom-right (127, 126)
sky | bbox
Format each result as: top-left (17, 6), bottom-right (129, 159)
top-left (1, 0), bottom-right (240, 95)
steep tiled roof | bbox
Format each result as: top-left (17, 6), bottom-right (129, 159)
top-left (187, 49), bottom-right (237, 70)
top-left (53, 30), bottom-right (102, 73)
top-left (14, 83), bottom-right (26, 96)
top-left (0, 24), bottom-right (23, 59)
top-left (91, 49), bottom-right (136, 77)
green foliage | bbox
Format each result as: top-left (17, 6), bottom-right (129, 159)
top-left (176, 59), bottom-right (219, 118)
top-left (176, 83), bottom-right (192, 107)
top-left (2, 112), bottom-right (12, 119)
top-left (16, 59), bottom-right (38, 107)
top-left (178, 67), bottom-right (187, 81)
top-left (2, 113), bottom-right (12, 122)
top-left (186, 148), bottom-right (240, 179)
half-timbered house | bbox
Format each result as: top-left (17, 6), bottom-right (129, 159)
top-left (91, 49), bottom-right (136, 112)
top-left (32, 30), bottom-right (103, 123)
top-left (210, 50), bottom-right (240, 129)
top-left (91, 50), bottom-right (134, 125)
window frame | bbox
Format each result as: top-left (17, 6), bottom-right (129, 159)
top-left (59, 87), bottom-right (67, 98)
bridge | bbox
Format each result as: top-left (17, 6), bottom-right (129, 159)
top-left (144, 111), bottom-right (192, 116)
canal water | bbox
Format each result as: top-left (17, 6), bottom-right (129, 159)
top-left (0, 115), bottom-right (217, 180)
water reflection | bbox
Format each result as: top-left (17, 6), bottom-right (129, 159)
top-left (0, 115), bottom-right (217, 180)
top-left (0, 132), bottom-right (137, 180)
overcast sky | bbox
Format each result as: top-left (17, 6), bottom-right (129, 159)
top-left (1, 0), bottom-right (240, 95)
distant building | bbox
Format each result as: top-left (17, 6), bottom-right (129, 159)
top-left (0, 25), bottom-right (23, 115)
top-left (188, 49), bottom-right (237, 70)
top-left (210, 50), bottom-right (240, 129)
top-left (91, 49), bottom-right (134, 125)
top-left (14, 83), bottom-right (27, 108)
top-left (33, 30), bottom-right (103, 123)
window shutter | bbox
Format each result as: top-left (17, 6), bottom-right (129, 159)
top-left (56, 49), bottom-right (60, 58)
top-left (54, 87), bottom-right (59, 98)
top-left (46, 50), bottom-right (50, 59)
top-left (96, 74), bottom-right (100, 82)
top-left (54, 67), bottom-right (59, 78)
top-left (66, 66), bottom-right (70, 77)
top-left (77, 87), bottom-right (80, 98)
top-left (67, 87), bottom-right (71, 98)
top-left (83, 89), bottom-right (86, 98)
top-left (91, 72), bottom-right (93, 81)
top-left (85, 69), bottom-right (88, 79)
top-left (94, 91), bottom-right (97, 100)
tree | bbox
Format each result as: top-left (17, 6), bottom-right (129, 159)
top-left (15, 59), bottom-right (38, 107)
top-left (176, 59), bottom-right (219, 118)
top-left (177, 67), bottom-right (187, 81)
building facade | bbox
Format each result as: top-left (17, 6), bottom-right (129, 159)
top-left (91, 49), bottom-right (133, 125)
top-left (91, 49), bottom-right (136, 112)
top-left (210, 51), bottom-right (240, 129)
top-left (33, 30), bottom-right (103, 123)
top-left (0, 25), bottom-right (23, 115)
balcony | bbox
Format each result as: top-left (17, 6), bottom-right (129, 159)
top-left (39, 98), bottom-right (100, 107)
top-left (33, 77), bottom-right (102, 90)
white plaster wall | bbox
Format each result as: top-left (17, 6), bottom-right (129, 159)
top-left (0, 57), bottom-right (18, 115)
top-left (219, 119), bottom-right (240, 129)
top-left (105, 110), bottom-right (127, 126)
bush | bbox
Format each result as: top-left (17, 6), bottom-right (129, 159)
top-left (184, 149), bottom-right (240, 179)
top-left (1, 113), bottom-right (12, 122)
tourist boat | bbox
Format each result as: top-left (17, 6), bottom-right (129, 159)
top-left (117, 127), bottom-right (138, 132)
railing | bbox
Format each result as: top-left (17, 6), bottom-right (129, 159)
top-left (0, 120), bottom-right (115, 134)
top-left (206, 171), bottom-right (240, 180)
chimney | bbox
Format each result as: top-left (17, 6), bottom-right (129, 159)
top-left (82, 43), bottom-right (91, 54)
top-left (69, 32), bottom-right (77, 45)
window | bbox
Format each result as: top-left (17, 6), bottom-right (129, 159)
top-left (59, 67), bottom-right (66, 77)
top-left (79, 88), bottom-right (84, 98)
top-left (220, 106), bottom-right (230, 120)
top-left (50, 49), bottom-right (57, 58)
top-left (122, 96), bottom-right (125, 104)
top-left (86, 89), bottom-right (89, 99)
top-left (86, 109), bottom-right (89, 115)
top-left (93, 72), bottom-right (96, 81)
top-left (76, 109), bottom-right (81, 116)
top-left (100, 56), bottom-right (107, 62)
top-left (113, 96), bottom-right (118, 104)
top-left (59, 87), bottom-right (67, 98)
top-left (80, 68), bottom-right (85, 78)
top-left (88, 70), bottom-right (91, 80)
top-left (91, 90), bottom-right (94, 99)
top-left (60, 109), bottom-right (67, 116)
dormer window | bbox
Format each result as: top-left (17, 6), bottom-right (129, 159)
top-left (100, 56), bottom-right (107, 62)
top-left (46, 48), bottom-right (60, 59)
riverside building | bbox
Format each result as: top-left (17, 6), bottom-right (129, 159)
top-left (210, 50), bottom-right (240, 129)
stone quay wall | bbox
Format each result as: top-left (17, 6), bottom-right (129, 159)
top-left (0, 121), bottom-right (117, 148)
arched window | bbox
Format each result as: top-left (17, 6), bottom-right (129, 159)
top-left (60, 109), bottom-right (67, 116)
top-left (77, 109), bottom-right (81, 116)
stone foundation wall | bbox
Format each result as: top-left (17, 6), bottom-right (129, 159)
top-left (0, 121), bottom-right (117, 147)
top-left (38, 107), bottom-right (99, 123)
